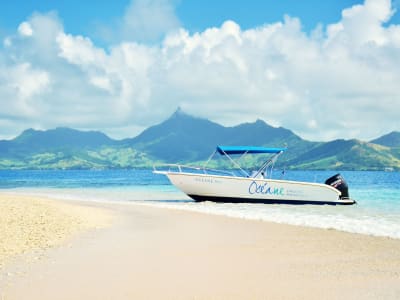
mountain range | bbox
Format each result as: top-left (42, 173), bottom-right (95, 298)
top-left (1, 108), bottom-right (399, 170)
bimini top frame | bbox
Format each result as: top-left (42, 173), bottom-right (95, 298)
top-left (204, 146), bottom-right (287, 178)
top-left (216, 146), bottom-right (286, 155)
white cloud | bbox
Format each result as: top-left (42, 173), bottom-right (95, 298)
top-left (122, 0), bottom-right (180, 42)
top-left (93, 0), bottom-right (181, 44)
top-left (8, 63), bottom-right (50, 99)
top-left (57, 33), bottom-right (107, 66)
top-left (0, 0), bottom-right (399, 142)
top-left (18, 22), bottom-right (33, 37)
top-left (326, 0), bottom-right (394, 47)
top-left (3, 37), bottom-right (12, 47)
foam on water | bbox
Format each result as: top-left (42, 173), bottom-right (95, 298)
top-left (2, 170), bottom-right (400, 240)
top-left (141, 200), bottom-right (400, 239)
top-left (9, 185), bottom-right (400, 240)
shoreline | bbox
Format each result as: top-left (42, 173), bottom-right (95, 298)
top-left (6, 187), bottom-right (400, 240)
top-left (1, 192), bottom-right (400, 299)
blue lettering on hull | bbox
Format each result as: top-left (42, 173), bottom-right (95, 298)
top-left (248, 181), bottom-right (284, 196)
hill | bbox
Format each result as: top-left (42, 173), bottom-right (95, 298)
top-left (0, 109), bottom-right (399, 170)
top-left (0, 128), bottom-right (135, 169)
top-left (371, 131), bottom-right (400, 147)
top-left (287, 139), bottom-right (400, 170)
top-left (0, 127), bottom-right (115, 158)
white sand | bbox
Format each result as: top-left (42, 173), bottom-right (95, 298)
top-left (0, 193), bottom-right (113, 269)
top-left (1, 194), bottom-right (400, 299)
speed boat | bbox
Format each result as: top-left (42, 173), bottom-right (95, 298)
top-left (154, 146), bottom-right (356, 205)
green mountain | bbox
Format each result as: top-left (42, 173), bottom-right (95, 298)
top-left (0, 109), bottom-right (399, 170)
top-left (122, 108), bottom-right (226, 162)
top-left (0, 127), bottom-right (115, 158)
top-left (286, 139), bottom-right (400, 170)
top-left (122, 108), bottom-right (310, 162)
top-left (370, 131), bottom-right (400, 147)
top-left (0, 127), bottom-right (151, 169)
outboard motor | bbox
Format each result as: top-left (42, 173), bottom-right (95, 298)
top-left (325, 173), bottom-right (349, 199)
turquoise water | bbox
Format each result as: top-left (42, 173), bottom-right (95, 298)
top-left (1, 170), bottom-right (399, 239)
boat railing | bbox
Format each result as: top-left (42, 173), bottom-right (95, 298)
top-left (153, 164), bottom-right (238, 177)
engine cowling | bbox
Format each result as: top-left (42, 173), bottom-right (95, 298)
top-left (325, 173), bottom-right (349, 199)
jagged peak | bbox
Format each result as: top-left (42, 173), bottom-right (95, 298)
top-left (175, 106), bottom-right (183, 114)
top-left (167, 107), bottom-right (213, 124)
top-left (170, 107), bottom-right (192, 119)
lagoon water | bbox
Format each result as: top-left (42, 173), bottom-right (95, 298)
top-left (1, 169), bottom-right (399, 239)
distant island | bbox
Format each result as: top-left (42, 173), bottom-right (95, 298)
top-left (0, 109), bottom-right (399, 171)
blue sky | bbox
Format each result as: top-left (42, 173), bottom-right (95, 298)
top-left (3, 0), bottom-right (398, 43)
top-left (0, 0), bottom-right (399, 141)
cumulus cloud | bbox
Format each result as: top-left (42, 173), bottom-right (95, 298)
top-left (122, 0), bottom-right (180, 42)
top-left (18, 22), bottom-right (33, 37)
top-left (96, 0), bottom-right (181, 44)
top-left (0, 62), bottom-right (49, 120)
top-left (0, 0), bottom-right (399, 141)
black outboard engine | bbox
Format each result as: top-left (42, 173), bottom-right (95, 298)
top-left (325, 173), bottom-right (349, 199)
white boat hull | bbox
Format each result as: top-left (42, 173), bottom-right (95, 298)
top-left (164, 172), bottom-right (355, 205)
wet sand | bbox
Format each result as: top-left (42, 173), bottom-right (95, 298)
top-left (1, 193), bottom-right (400, 299)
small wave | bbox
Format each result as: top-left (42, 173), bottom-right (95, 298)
top-left (7, 187), bottom-right (400, 240)
top-left (139, 201), bottom-right (400, 239)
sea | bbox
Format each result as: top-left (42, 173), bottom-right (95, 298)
top-left (1, 169), bottom-right (399, 239)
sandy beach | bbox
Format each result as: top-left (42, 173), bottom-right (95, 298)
top-left (1, 192), bottom-right (400, 299)
top-left (0, 193), bottom-right (112, 269)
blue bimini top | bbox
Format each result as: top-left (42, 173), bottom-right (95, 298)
top-left (216, 146), bottom-right (286, 155)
